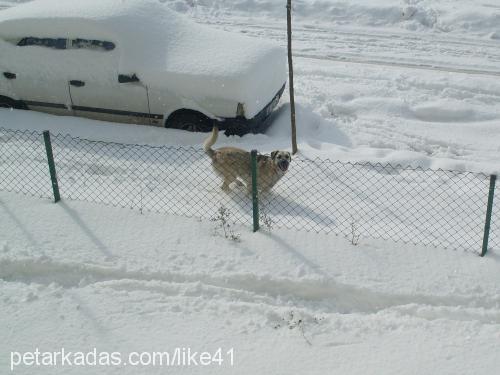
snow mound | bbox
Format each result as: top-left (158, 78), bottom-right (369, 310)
top-left (410, 101), bottom-right (497, 123)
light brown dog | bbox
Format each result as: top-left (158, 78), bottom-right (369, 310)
top-left (203, 127), bottom-right (291, 193)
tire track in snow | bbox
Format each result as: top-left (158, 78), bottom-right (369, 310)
top-left (1, 257), bottom-right (499, 324)
top-left (207, 20), bottom-right (500, 50)
top-left (202, 19), bottom-right (500, 78)
top-left (295, 53), bottom-right (500, 78)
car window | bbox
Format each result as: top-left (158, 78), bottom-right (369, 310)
top-left (70, 38), bottom-right (115, 51)
top-left (17, 37), bottom-right (67, 49)
top-left (16, 37), bottom-right (116, 51)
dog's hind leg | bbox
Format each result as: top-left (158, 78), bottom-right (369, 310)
top-left (221, 179), bottom-right (231, 192)
top-left (222, 174), bottom-right (238, 192)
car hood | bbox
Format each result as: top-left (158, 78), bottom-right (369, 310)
top-left (0, 0), bottom-right (287, 118)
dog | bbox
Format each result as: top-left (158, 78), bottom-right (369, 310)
top-left (203, 126), bottom-right (291, 193)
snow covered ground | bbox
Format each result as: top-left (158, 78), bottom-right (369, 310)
top-left (2, 192), bottom-right (500, 374)
top-left (1, 0), bottom-right (500, 374)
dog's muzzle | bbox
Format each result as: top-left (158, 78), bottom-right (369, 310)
top-left (278, 159), bottom-right (289, 172)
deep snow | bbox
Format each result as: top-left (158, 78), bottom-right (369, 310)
top-left (1, 0), bottom-right (500, 374)
top-left (1, 192), bottom-right (500, 374)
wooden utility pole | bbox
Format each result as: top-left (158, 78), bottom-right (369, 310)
top-left (286, 0), bottom-right (298, 154)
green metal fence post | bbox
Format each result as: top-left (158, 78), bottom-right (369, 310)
top-left (251, 150), bottom-right (260, 232)
top-left (43, 130), bottom-right (61, 203)
top-left (481, 174), bottom-right (496, 257)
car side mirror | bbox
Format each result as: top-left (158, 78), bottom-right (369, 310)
top-left (118, 74), bottom-right (140, 83)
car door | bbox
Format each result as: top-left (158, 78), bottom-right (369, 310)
top-left (7, 72), bottom-right (72, 115)
top-left (0, 71), bottom-right (15, 101)
top-left (1, 37), bottom-right (73, 115)
top-left (69, 72), bottom-right (152, 125)
top-left (64, 38), bottom-right (152, 125)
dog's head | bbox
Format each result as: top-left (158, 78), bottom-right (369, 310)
top-left (271, 151), bottom-right (292, 172)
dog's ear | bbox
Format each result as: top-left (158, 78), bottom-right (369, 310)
top-left (271, 151), bottom-right (278, 160)
top-left (286, 152), bottom-right (292, 161)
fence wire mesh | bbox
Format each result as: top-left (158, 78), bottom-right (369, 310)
top-left (50, 132), bottom-right (251, 225)
top-left (0, 127), bottom-right (497, 254)
top-left (0, 128), bottom-right (52, 199)
top-left (259, 158), bottom-right (492, 251)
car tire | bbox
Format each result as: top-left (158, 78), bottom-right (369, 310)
top-left (0, 96), bottom-right (26, 110)
top-left (166, 110), bottom-right (214, 132)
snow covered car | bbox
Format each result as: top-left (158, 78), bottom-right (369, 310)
top-left (0, 0), bottom-right (287, 135)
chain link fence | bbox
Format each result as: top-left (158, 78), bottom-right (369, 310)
top-left (50, 132), bottom-right (251, 224)
top-left (0, 127), bottom-right (497, 255)
top-left (0, 128), bottom-right (52, 199)
top-left (260, 159), bottom-right (495, 252)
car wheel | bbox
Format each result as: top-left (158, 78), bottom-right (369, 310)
top-left (166, 110), bottom-right (214, 132)
top-left (0, 97), bottom-right (15, 109)
top-left (0, 96), bottom-right (26, 110)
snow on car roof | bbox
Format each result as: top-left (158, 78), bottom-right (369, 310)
top-left (0, 0), bottom-right (286, 117)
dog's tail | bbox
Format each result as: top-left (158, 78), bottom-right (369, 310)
top-left (203, 126), bottom-right (219, 158)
